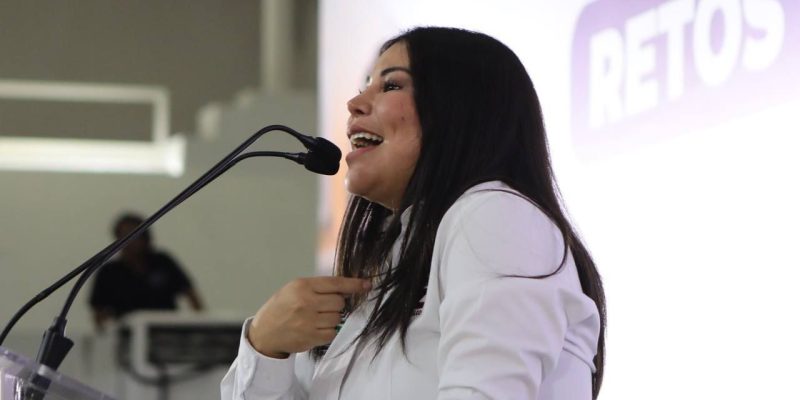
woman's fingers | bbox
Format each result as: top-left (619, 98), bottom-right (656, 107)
top-left (315, 328), bottom-right (338, 344)
top-left (247, 276), bottom-right (372, 357)
top-left (315, 311), bottom-right (344, 329)
top-left (309, 276), bottom-right (372, 295)
top-left (314, 293), bottom-right (346, 312)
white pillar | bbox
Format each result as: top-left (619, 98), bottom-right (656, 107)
top-left (261, 0), bottom-right (295, 92)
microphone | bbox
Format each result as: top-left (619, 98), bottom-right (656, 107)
top-left (285, 130), bottom-right (342, 166)
top-left (302, 144), bottom-right (341, 175)
top-left (0, 124), bottom-right (341, 372)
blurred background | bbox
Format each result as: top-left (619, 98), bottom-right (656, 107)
top-left (1, 0), bottom-right (799, 399)
top-left (0, 1), bottom-right (320, 398)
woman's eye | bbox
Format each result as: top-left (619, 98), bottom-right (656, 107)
top-left (382, 81), bottom-right (401, 92)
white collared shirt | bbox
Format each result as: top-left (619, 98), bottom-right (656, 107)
top-left (221, 181), bottom-right (600, 399)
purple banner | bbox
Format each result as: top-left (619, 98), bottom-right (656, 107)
top-left (570, 0), bottom-right (800, 157)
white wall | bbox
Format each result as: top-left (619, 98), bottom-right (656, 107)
top-left (319, 1), bottom-right (800, 399)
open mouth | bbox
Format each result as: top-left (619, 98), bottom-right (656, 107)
top-left (349, 132), bottom-right (384, 149)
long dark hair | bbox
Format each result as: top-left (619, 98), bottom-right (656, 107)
top-left (320, 27), bottom-right (606, 398)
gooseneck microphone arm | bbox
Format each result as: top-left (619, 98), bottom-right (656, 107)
top-left (0, 124), bottom-right (341, 372)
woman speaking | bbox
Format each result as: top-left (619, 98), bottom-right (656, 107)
top-left (222, 26), bottom-right (606, 400)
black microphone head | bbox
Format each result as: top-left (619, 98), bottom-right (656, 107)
top-left (303, 148), bottom-right (340, 175)
top-left (309, 137), bottom-right (342, 164)
top-left (289, 129), bottom-right (341, 165)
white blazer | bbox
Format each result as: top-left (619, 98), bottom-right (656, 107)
top-left (221, 181), bottom-right (600, 399)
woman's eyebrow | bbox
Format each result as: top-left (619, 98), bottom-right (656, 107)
top-left (380, 66), bottom-right (412, 77)
top-left (364, 66), bottom-right (412, 85)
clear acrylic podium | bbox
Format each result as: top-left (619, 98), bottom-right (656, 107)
top-left (0, 347), bottom-right (116, 400)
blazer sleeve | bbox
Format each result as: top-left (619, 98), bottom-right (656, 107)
top-left (221, 318), bottom-right (312, 400)
top-left (435, 192), bottom-right (599, 399)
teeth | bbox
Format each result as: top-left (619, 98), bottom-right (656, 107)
top-left (349, 132), bottom-right (384, 148)
top-left (350, 132), bottom-right (384, 142)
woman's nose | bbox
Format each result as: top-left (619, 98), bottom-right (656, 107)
top-left (347, 91), bottom-right (371, 116)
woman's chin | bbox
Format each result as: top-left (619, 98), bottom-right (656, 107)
top-left (344, 171), bottom-right (370, 198)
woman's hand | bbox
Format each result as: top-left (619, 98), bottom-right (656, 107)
top-left (247, 276), bottom-right (372, 358)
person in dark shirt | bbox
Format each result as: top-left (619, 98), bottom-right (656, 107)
top-left (89, 212), bottom-right (203, 330)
